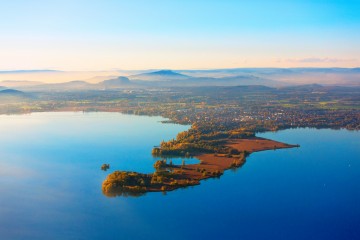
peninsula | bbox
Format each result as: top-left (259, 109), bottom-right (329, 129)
top-left (102, 126), bottom-right (298, 197)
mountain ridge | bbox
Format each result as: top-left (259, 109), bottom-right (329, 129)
top-left (129, 70), bottom-right (190, 81)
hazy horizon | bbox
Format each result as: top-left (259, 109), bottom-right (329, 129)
top-left (1, 67), bottom-right (359, 86)
top-left (1, 66), bottom-right (360, 72)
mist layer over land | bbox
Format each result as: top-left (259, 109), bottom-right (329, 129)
top-left (0, 68), bottom-right (359, 91)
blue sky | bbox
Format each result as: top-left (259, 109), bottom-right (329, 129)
top-left (1, 0), bottom-right (359, 70)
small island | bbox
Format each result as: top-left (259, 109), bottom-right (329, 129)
top-left (101, 163), bottom-right (110, 171)
top-left (102, 126), bottom-right (298, 197)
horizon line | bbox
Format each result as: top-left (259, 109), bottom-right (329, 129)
top-left (1, 66), bottom-right (360, 72)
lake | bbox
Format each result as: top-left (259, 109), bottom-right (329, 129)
top-left (0, 112), bottom-right (359, 240)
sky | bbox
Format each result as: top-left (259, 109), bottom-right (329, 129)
top-left (1, 0), bottom-right (360, 70)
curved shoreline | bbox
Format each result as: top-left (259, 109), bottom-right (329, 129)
top-left (102, 137), bottom-right (298, 197)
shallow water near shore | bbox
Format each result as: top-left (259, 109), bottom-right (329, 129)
top-left (0, 112), bottom-right (359, 240)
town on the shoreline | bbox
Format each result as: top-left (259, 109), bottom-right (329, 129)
top-left (1, 84), bottom-right (359, 196)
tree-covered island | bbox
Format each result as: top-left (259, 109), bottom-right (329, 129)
top-left (102, 124), bottom-right (297, 197)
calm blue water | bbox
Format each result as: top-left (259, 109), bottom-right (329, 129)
top-left (0, 112), bottom-right (359, 240)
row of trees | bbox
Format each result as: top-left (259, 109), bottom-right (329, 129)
top-left (152, 125), bottom-right (255, 157)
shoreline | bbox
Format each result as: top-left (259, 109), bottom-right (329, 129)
top-left (102, 137), bottom-right (298, 197)
top-left (0, 110), bottom-right (300, 196)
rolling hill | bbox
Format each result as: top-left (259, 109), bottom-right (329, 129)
top-left (129, 70), bottom-right (190, 81)
top-left (98, 77), bottom-right (132, 88)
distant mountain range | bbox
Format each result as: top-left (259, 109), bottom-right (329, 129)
top-left (129, 70), bottom-right (190, 81)
top-left (0, 71), bottom-right (285, 91)
top-left (178, 68), bottom-right (360, 85)
top-left (0, 68), bottom-right (359, 91)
